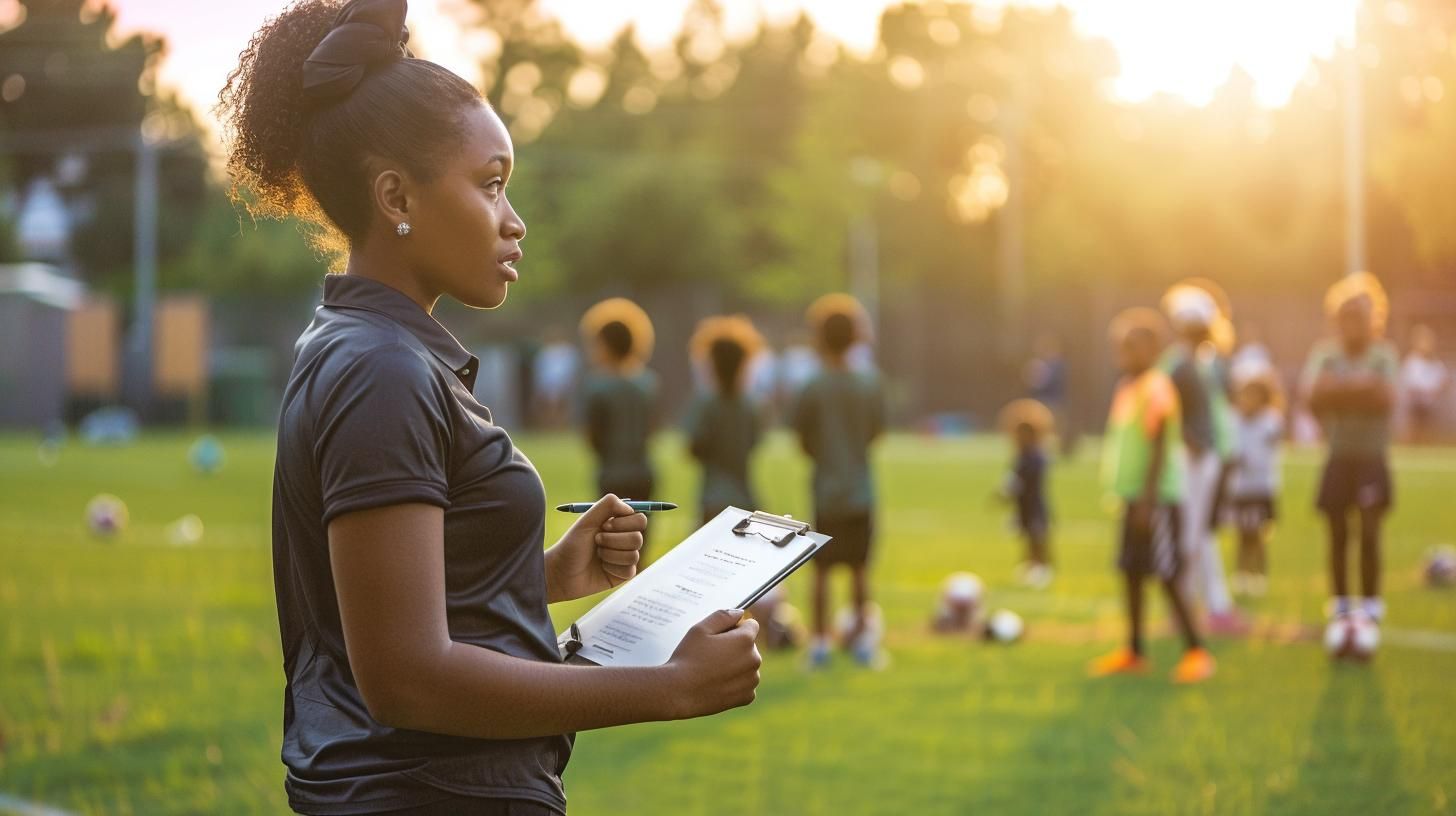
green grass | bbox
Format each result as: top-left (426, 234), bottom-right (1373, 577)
top-left (2, 430), bottom-right (1455, 815)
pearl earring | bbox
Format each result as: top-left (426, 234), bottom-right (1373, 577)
top-left (396, 222), bottom-right (412, 237)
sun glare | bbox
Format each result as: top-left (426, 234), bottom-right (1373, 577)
top-left (1067, 0), bottom-right (1360, 106)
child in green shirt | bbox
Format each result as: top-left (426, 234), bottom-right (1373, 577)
top-left (1301, 272), bottom-right (1398, 641)
top-left (1090, 308), bottom-right (1214, 684)
top-left (685, 316), bottom-right (765, 525)
top-left (580, 299), bottom-right (658, 538)
top-left (793, 294), bottom-right (886, 668)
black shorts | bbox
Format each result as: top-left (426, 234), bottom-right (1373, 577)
top-left (814, 512), bottom-right (874, 567)
top-left (1316, 457), bottom-right (1392, 514)
top-left (1118, 503), bottom-right (1182, 580)
top-left (1232, 496), bottom-right (1276, 534)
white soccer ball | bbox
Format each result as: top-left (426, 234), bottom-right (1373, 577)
top-left (85, 494), bottom-right (128, 538)
top-left (166, 514), bottom-right (205, 547)
top-left (1425, 545), bottom-right (1456, 588)
top-left (984, 609), bottom-right (1024, 644)
top-left (932, 572), bottom-right (984, 632)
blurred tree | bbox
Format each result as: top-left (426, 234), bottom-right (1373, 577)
top-left (0, 0), bottom-right (209, 287)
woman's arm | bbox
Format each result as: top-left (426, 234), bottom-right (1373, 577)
top-left (328, 503), bottom-right (761, 740)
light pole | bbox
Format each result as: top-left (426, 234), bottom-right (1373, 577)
top-left (1342, 4), bottom-right (1366, 277)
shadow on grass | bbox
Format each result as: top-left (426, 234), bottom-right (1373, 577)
top-left (984, 662), bottom-right (1180, 814)
top-left (1266, 666), bottom-right (1421, 814)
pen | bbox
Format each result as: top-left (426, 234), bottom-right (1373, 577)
top-left (555, 501), bottom-right (678, 513)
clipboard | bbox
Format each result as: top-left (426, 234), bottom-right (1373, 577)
top-left (557, 507), bottom-right (830, 667)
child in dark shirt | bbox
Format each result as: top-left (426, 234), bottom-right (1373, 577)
top-left (685, 315), bottom-right (765, 525)
top-left (997, 398), bottom-right (1055, 589)
top-left (580, 298), bottom-right (658, 532)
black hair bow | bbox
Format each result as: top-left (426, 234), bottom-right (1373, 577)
top-left (302, 0), bottom-right (411, 104)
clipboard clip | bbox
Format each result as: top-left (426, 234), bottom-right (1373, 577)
top-left (732, 510), bottom-right (811, 548)
top-left (559, 622), bottom-right (584, 659)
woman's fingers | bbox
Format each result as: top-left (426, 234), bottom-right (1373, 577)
top-left (598, 512), bottom-right (648, 533)
top-left (594, 531), bottom-right (643, 550)
top-left (596, 546), bottom-right (642, 568)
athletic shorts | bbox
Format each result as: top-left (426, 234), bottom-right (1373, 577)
top-left (1231, 496), bottom-right (1276, 534)
top-left (1118, 503), bottom-right (1182, 580)
top-left (1316, 457), bottom-right (1392, 514)
top-left (814, 512), bottom-right (874, 567)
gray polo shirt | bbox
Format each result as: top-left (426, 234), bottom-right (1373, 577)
top-left (271, 274), bottom-right (570, 814)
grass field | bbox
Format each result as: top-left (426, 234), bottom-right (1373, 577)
top-left (2, 430), bottom-right (1455, 815)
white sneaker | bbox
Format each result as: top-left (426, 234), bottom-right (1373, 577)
top-left (1025, 564), bottom-right (1054, 590)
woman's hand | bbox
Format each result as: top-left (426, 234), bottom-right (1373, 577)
top-left (661, 609), bottom-right (762, 719)
top-left (545, 494), bottom-right (646, 603)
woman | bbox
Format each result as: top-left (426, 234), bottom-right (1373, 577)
top-left (219, 1), bottom-right (762, 813)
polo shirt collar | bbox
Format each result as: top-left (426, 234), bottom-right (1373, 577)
top-left (322, 274), bottom-right (479, 388)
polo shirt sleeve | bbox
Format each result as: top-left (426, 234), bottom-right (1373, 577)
top-left (316, 344), bottom-right (452, 525)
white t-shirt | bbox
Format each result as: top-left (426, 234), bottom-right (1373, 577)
top-left (1400, 355), bottom-right (1449, 398)
top-left (1230, 408), bottom-right (1283, 499)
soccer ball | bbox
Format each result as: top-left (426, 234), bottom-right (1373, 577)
top-left (1425, 545), bottom-right (1456, 588)
top-left (931, 571), bottom-right (984, 633)
top-left (748, 586), bottom-right (806, 651)
top-left (189, 435), bottom-right (226, 475)
top-left (85, 494), bottom-right (129, 538)
top-left (1324, 612), bottom-right (1380, 662)
top-left (835, 602), bottom-right (884, 650)
top-left (166, 514), bottom-right (205, 547)
top-left (984, 609), bottom-right (1025, 644)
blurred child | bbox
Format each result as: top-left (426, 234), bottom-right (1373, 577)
top-left (1228, 372), bottom-right (1285, 597)
top-left (793, 294), bottom-right (886, 668)
top-left (685, 315), bottom-right (765, 525)
top-left (996, 398), bottom-right (1055, 589)
top-left (580, 298), bottom-right (658, 538)
top-left (1399, 324), bottom-right (1449, 444)
top-left (1089, 308), bottom-right (1214, 683)
top-left (1160, 283), bottom-right (1244, 634)
top-left (1301, 273), bottom-right (1398, 635)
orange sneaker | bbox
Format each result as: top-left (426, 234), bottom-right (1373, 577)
top-left (1171, 647), bottom-right (1216, 684)
top-left (1087, 648), bottom-right (1150, 677)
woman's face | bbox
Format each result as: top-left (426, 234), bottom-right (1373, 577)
top-left (408, 103), bottom-right (525, 310)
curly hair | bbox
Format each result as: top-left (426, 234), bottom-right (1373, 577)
top-left (690, 315), bottom-right (765, 395)
top-left (1324, 271), bottom-right (1389, 334)
top-left (216, 0), bottom-right (483, 263)
top-left (580, 298), bottom-right (656, 369)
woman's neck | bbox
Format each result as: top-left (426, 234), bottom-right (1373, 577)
top-left (345, 250), bottom-right (439, 314)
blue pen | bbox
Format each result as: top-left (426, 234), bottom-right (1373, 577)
top-left (555, 501), bottom-right (678, 513)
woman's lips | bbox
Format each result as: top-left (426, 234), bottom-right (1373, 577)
top-left (498, 251), bottom-right (522, 281)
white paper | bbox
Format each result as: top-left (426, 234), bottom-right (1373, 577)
top-left (563, 507), bottom-right (828, 667)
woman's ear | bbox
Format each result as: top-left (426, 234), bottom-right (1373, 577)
top-left (372, 168), bottom-right (411, 230)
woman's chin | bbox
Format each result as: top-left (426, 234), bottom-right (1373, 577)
top-left (458, 284), bottom-right (509, 311)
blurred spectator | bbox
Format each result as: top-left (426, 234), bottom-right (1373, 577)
top-left (1231, 321), bottom-right (1274, 383)
top-left (1023, 332), bottom-right (1076, 455)
top-left (1399, 324), bottom-right (1450, 444)
top-left (532, 328), bottom-right (579, 429)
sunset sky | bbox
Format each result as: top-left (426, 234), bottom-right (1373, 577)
top-left (0, 0), bottom-right (1359, 134)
